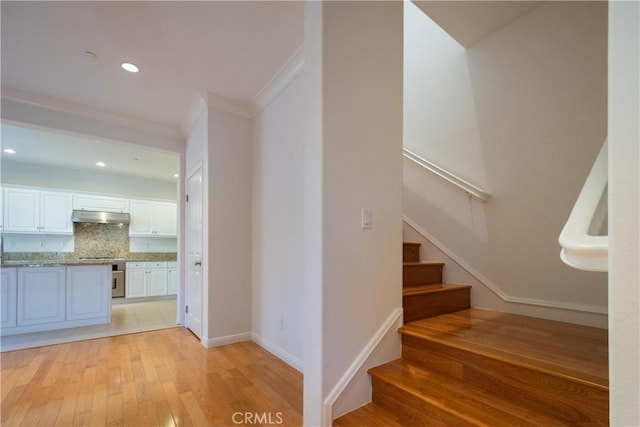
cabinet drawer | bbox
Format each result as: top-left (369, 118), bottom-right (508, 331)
top-left (147, 262), bottom-right (167, 269)
top-left (126, 262), bottom-right (147, 269)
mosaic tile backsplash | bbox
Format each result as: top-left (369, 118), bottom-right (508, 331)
top-left (3, 223), bottom-right (177, 263)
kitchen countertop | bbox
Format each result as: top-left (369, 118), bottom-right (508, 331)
top-left (1, 259), bottom-right (178, 267)
top-left (1, 259), bottom-right (117, 267)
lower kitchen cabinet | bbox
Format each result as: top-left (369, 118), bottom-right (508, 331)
top-left (17, 266), bottom-right (66, 326)
top-left (167, 262), bottom-right (178, 295)
top-left (1, 265), bottom-right (111, 336)
top-left (147, 267), bottom-right (167, 296)
top-left (126, 268), bottom-right (147, 298)
top-left (66, 266), bottom-right (110, 321)
top-left (1, 268), bottom-right (17, 328)
top-left (126, 262), bottom-right (168, 298)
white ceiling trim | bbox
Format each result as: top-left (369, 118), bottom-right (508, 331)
top-left (180, 45), bottom-right (304, 134)
top-left (206, 92), bottom-right (254, 119)
top-left (1, 86), bottom-right (183, 140)
top-left (252, 44), bottom-right (304, 115)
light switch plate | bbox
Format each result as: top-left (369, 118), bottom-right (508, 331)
top-left (361, 208), bottom-right (372, 229)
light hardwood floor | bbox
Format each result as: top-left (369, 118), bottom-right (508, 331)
top-left (1, 328), bottom-right (303, 426)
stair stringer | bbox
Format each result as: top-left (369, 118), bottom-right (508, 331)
top-left (325, 308), bottom-right (403, 421)
top-left (403, 218), bottom-right (608, 328)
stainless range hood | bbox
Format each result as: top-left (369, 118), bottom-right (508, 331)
top-left (71, 210), bottom-right (130, 225)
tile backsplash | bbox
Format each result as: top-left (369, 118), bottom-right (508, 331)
top-left (74, 223), bottom-right (129, 258)
top-left (2, 223), bottom-right (176, 263)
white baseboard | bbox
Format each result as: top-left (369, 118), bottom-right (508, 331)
top-left (202, 332), bottom-right (252, 348)
top-left (322, 308), bottom-right (403, 424)
top-left (251, 333), bottom-right (304, 373)
top-left (403, 215), bottom-right (607, 315)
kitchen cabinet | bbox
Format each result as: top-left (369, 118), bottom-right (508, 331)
top-left (3, 188), bottom-right (73, 234)
top-left (17, 266), bottom-right (66, 326)
top-left (126, 262), bottom-right (168, 298)
top-left (2, 265), bottom-right (112, 336)
top-left (129, 200), bottom-right (177, 237)
top-left (73, 194), bottom-right (129, 213)
top-left (167, 262), bottom-right (178, 295)
top-left (66, 266), bottom-right (110, 321)
top-left (1, 267), bottom-right (17, 329)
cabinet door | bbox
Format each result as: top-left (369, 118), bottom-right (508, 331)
top-left (167, 268), bottom-right (179, 295)
top-left (3, 188), bottom-right (40, 232)
top-left (129, 201), bottom-right (155, 236)
top-left (40, 191), bottom-right (73, 234)
top-left (126, 269), bottom-right (146, 298)
top-left (17, 267), bottom-right (66, 326)
top-left (154, 202), bottom-right (177, 236)
top-left (1, 268), bottom-right (17, 328)
top-left (146, 268), bottom-right (167, 296)
top-left (66, 266), bottom-right (110, 321)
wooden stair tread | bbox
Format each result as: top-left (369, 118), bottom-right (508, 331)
top-left (333, 403), bottom-right (406, 427)
top-left (402, 283), bottom-right (471, 296)
top-left (400, 308), bottom-right (608, 389)
top-left (370, 359), bottom-right (572, 427)
top-left (403, 261), bottom-right (445, 267)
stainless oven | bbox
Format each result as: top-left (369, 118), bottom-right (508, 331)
top-left (112, 262), bottom-right (125, 298)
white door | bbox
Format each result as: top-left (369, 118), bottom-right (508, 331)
top-left (185, 166), bottom-right (203, 338)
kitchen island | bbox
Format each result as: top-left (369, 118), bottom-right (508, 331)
top-left (1, 262), bottom-right (111, 336)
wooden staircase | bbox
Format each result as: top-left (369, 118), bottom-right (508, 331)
top-left (334, 242), bottom-right (609, 426)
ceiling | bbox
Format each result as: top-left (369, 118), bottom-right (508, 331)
top-left (413, 1), bottom-right (541, 47)
top-left (1, 1), bottom-right (305, 129)
top-left (1, 123), bottom-right (178, 182)
top-left (0, 1), bottom-right (304, 182)
top-left (0, 1), bottom-right (540, 183)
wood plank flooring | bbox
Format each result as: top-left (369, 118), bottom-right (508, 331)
top-left (1, 328), bottom-right (303, 426)
top-left (401, 308), bottom-right (608, 387)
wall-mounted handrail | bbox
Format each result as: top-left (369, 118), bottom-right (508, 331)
top-left (402, 148), bottom-right (492, 201)
top-left (559, 139), bottom-right (608, 272)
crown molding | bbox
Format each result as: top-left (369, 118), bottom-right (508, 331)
top-left (206, 92), bottom-right (254, 119)
top-left (1, 86), bottom-right (184, 141)
top-left (181, 95), bottom-right (208, 135)
top-left (251, 44), bottom-right (304, 116)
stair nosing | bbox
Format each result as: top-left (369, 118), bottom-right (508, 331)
top-left (403, 261), bottom-right (445, 266)
top-left (402, 283), bottom-right (471, 295)
top-left (399, 325), bottom-right (608, 391)
top-left (370, 359), bottom-right (570, 427)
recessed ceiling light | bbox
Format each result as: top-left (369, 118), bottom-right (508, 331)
top-left (3, 148), bottom-right (16, 154)
top-left (173, 174), bottom-right (179, 178)
top-left (96, 162), bottom-right (106, 167)
top-left (121, 62), bottom-right (139, 73)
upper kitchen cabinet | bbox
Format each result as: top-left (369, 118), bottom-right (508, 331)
top-left (3, 187), bottom-right (73, 234)
top-left (73, 194), bottom-right (129, 213)
top-left (129, 200), bottom-right (177, 237)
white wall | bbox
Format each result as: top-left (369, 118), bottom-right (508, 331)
top-left (207, 107), bottom-right (252, 342)
top-left (608, 1), bottom-right (640, 424)
top-left (304, 2), bottom-right (403, 424)
top-left (403, 1), bottom-right (608, 327)
top-left (251, 73), bottom-right (304, 370)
